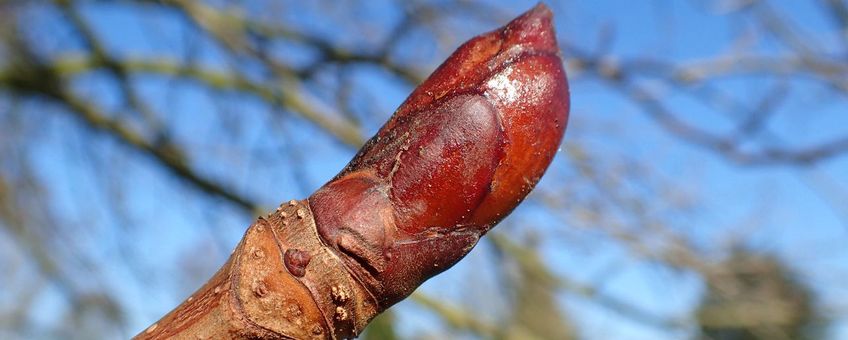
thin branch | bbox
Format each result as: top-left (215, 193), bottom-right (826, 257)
top-left (163, 0), bottom-right (369, 146)
top-left (58, 90), bottom-right (262, 212)
top-left (409, 293), bottom-right (499, 337)
top-left (489, 233), bottom-right (690, 331)
top-left (34, 53), bottom-right (366, 147)
top-left (567, 49), bottom-right (848, 166)
top-left (0, 56), bottom-right (260, 212)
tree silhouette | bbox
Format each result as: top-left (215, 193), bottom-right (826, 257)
top-left (697, 250), bottom-right (824, 340)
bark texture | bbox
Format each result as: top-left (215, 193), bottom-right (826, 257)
top-left (135, 3), bottom-right (569, 339)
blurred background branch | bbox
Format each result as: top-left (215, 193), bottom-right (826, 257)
top-left (1, 0), bottom-right (847, 339)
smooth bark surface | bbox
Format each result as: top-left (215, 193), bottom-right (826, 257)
top-left (136, 4), bottom-right (569, 339)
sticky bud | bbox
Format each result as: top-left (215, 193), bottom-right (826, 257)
top-left (309, 3), bottom-right (569, 308)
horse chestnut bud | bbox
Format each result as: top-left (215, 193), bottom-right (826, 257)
top-left (309, 3), bottom-right (569, 308)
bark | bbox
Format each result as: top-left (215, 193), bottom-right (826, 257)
top-left (135, 4), bottom-right (569, 339)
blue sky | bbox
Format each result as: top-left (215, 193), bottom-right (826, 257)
top-left (7, 1), bottom-right (848, 339)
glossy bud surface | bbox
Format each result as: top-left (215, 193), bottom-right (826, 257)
top-left (309, 3), bottom-right (569, 308)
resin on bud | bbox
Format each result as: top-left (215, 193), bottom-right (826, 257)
top-left (309, 2), bottom-right (569, 309)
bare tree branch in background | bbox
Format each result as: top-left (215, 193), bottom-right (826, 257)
top-left (1, 0), bottom-right (846, 339)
